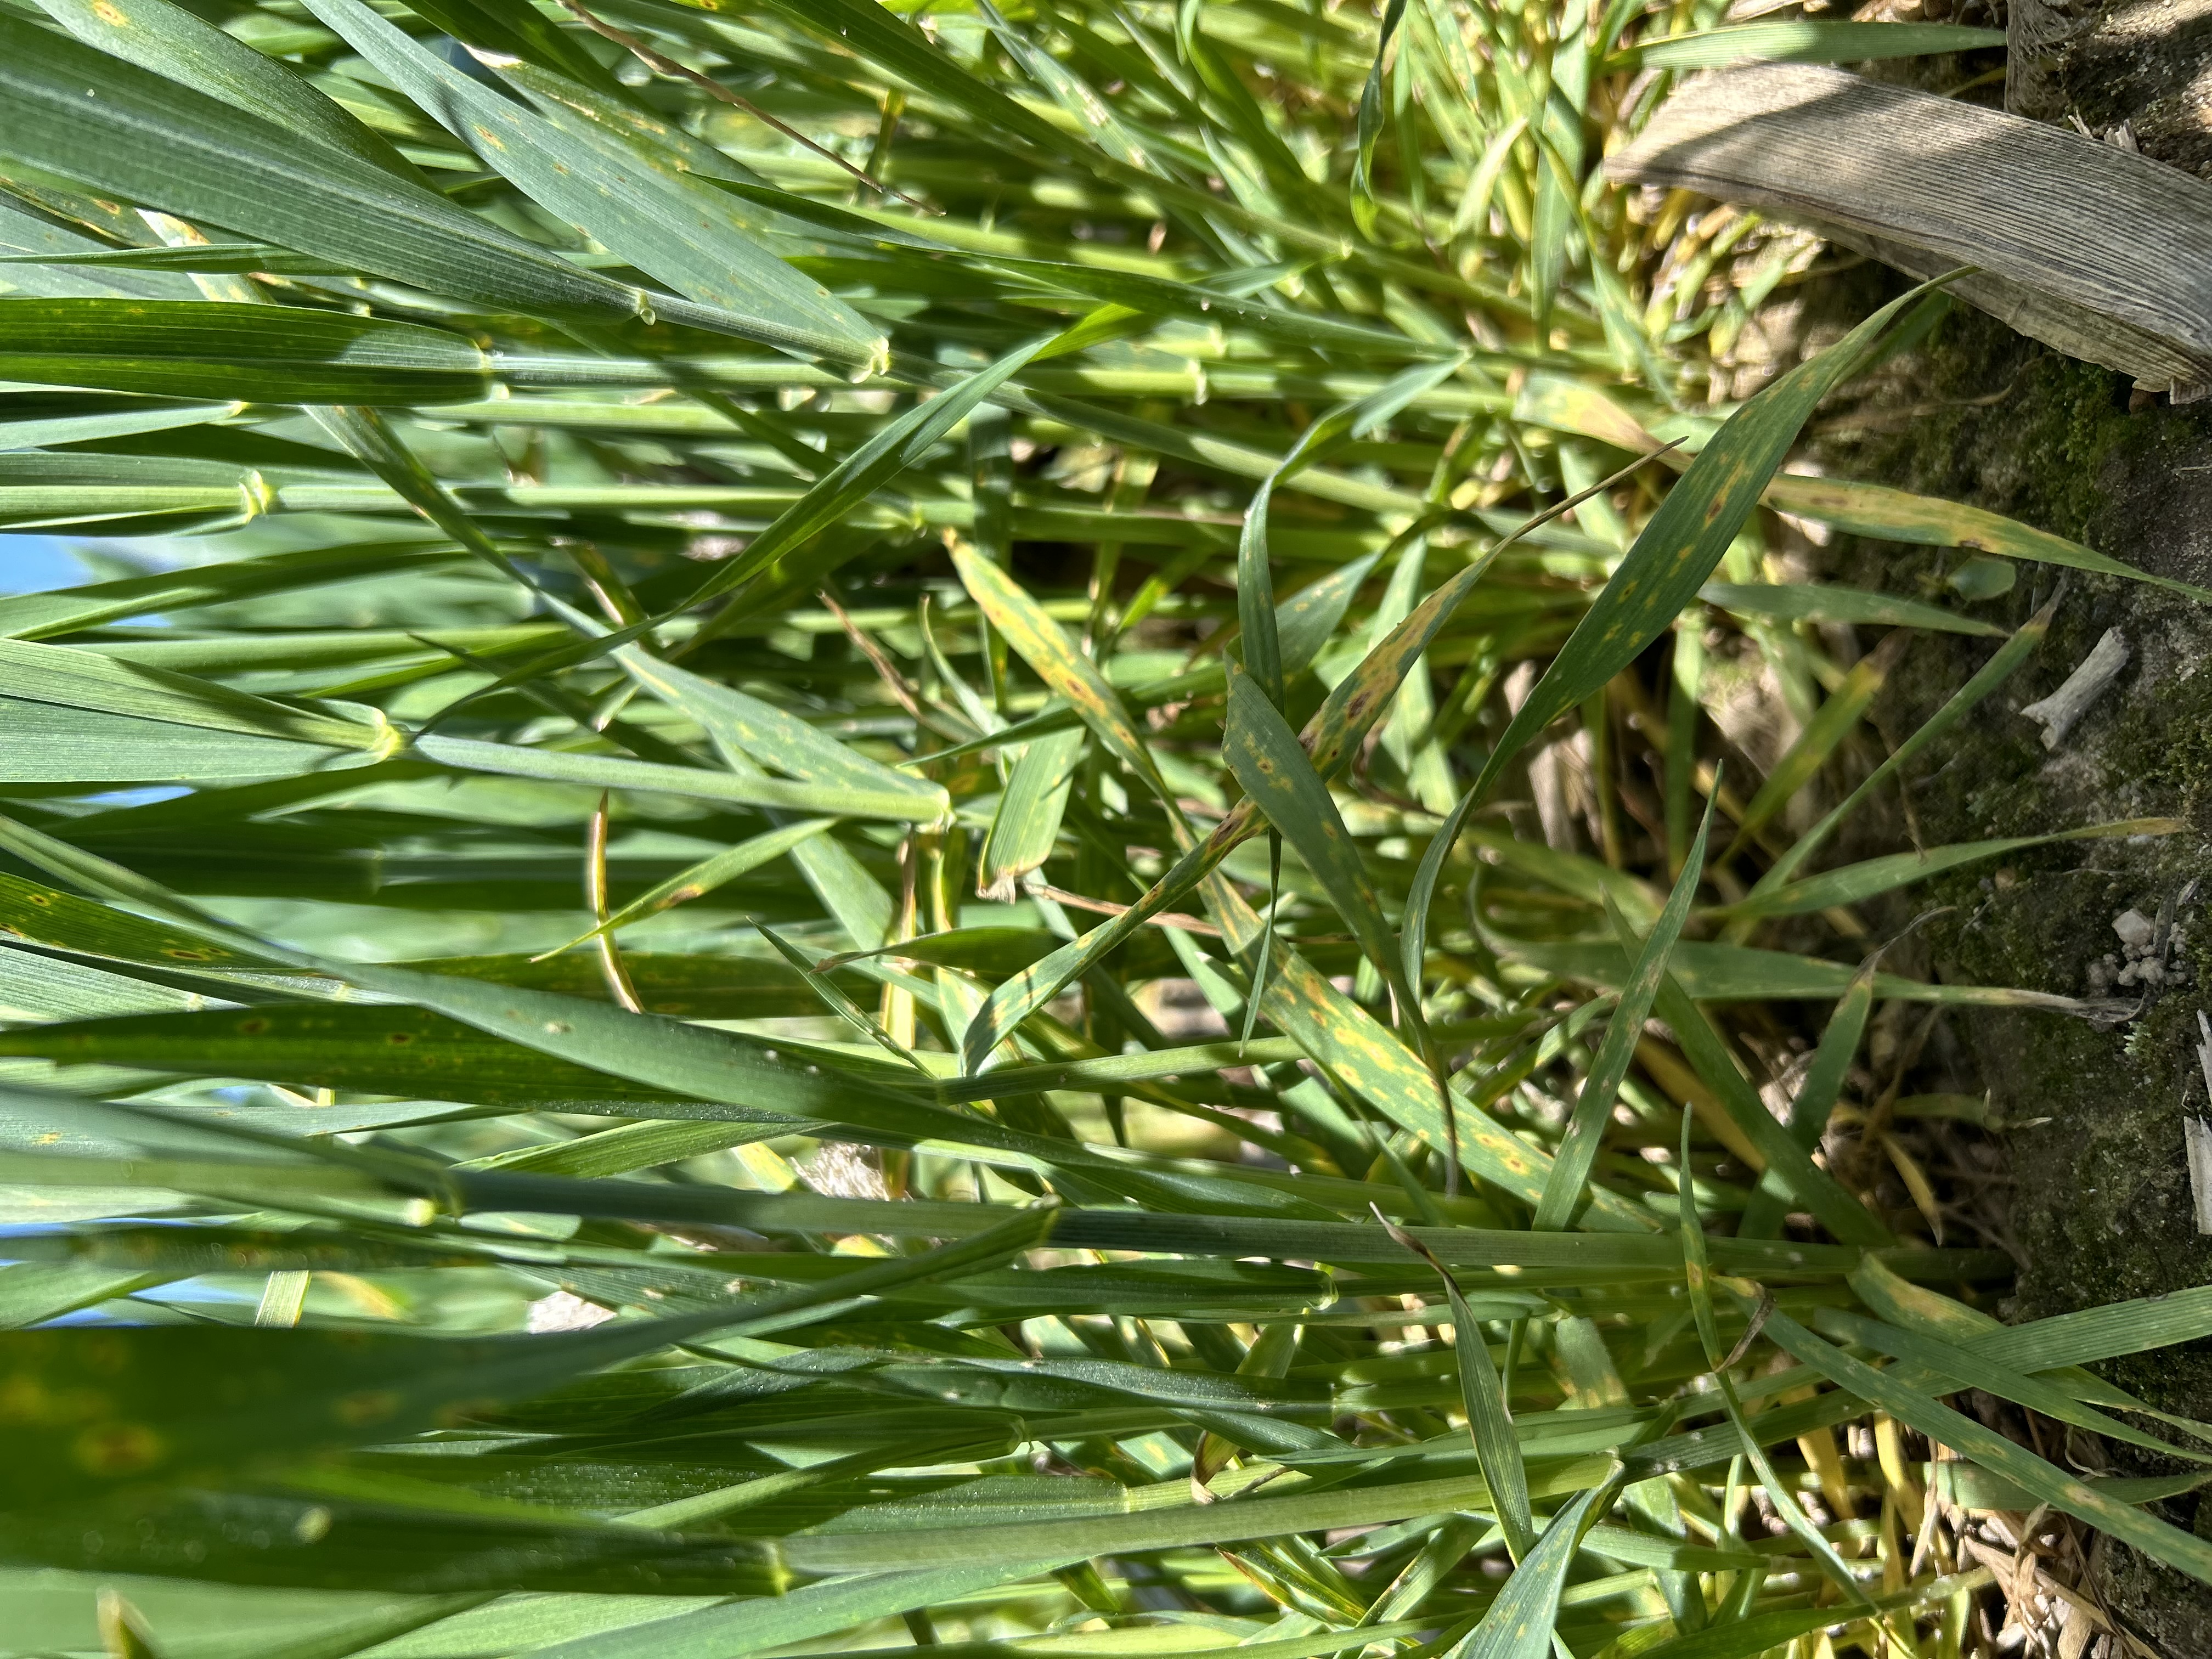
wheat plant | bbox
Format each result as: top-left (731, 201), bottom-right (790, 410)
top-left (0, 2), bottom-right (2203, 1657)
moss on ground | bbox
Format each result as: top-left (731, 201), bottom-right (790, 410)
top-left (1816, 302), bottom-right (2212, 1648)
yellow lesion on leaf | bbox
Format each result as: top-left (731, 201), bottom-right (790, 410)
top-left (334, 1389), bottom-right (402, 1426)
top-left (0, 1371), bottom-right (106, 1427)
top-left (74, 1420), bottom-right (165, 1477)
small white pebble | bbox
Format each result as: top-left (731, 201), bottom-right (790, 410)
top-left (2113, 909), bottom-right (2157, 949)
top-left (527, 1290), bottom-right (617, 1332)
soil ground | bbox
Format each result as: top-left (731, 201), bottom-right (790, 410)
top-left (1811, 248), bottom-right (2212, 1659)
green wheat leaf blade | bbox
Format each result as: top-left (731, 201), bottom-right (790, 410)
top-left (1532, 792), bottom-right (1714, 1232)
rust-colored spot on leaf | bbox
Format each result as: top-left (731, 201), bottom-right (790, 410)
top-left (433, 1396), bottom-right (497, 1428)
top-left (74, 1421), bottom-right (165, 1477)
top-left (334, 1389), bottom-right (401, 1426)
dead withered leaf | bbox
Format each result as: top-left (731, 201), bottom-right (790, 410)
top-left (1606, 65), bottom-right (2212, 402)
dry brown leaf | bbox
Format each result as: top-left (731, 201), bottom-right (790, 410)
top-left (1607, 66), bottom-right (2212, 400)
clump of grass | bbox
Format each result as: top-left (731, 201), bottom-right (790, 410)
top-left (0, 2), bottom-right (2197, 1657)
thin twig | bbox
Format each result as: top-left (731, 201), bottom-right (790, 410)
top-left (555, 0), bottom-right (934, 212)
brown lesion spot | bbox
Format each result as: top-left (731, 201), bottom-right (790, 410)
top-left (74, 1421), bottom-right (166, 1477)
top-left (334, 1389), bottom-right (401, 1426)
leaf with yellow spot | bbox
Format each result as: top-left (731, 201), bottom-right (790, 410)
top-left (951, 539), bottom-right (1179, 824)
top-left (34, 0), bottom-right (425, 179)
top-left (1513, 371), bottom-right (2211, 601)
top-left (1454, 1484), bottom-right (1613, 1659)
top-left (0, 871), bottom-right (281, 974)
top-left (1202, 874), bottom-right (1654, 1231)
top-left (1301, 543), bottom-right (1505, 786)
top-left (1767, 471), bottom-right (2212, 604)
top-left (1474, 275), bottom-right (1956, 803)
top-left (956, 535), bottom-right (1512, 1069)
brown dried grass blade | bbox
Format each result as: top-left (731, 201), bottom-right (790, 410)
top-left (1607, 65), bottom-right (2212, 400)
